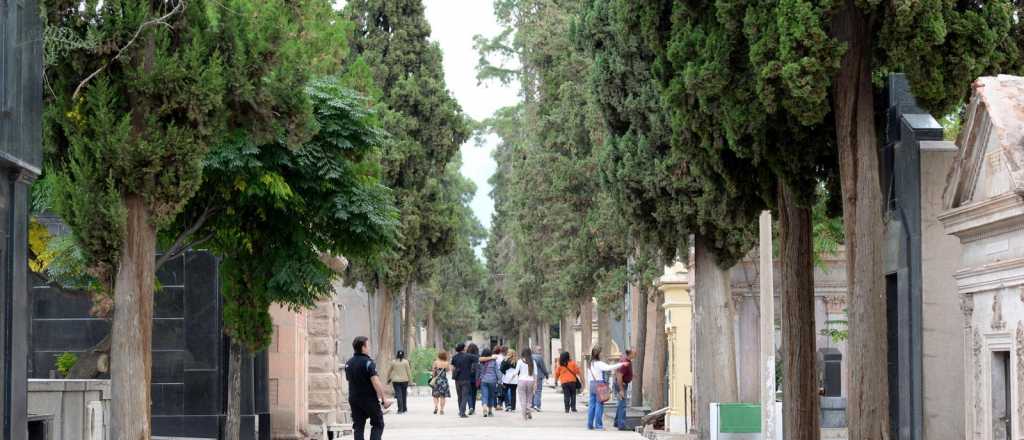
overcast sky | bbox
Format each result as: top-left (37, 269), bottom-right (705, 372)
top-left (422, 0), bottom-right (520, 235)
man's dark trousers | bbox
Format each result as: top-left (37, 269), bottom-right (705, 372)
top-left (456, 380), bottom-right (473, 416)
top-left (349, 397), bottom-right (384, 440)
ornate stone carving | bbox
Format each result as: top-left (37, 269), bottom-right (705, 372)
top-left (972, 329), bottom-right (984, 440)
top-left (962, 295), bottom-right (975, 329)
top-left (1017, 322), bottom-right (1024, 434)
top-left (823, 295), bottom-right (847, 313)
top-left (992, 293), bottom-right (1006, 331)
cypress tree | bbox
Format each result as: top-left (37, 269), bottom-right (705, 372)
top-left (44, 2), bottom-right (224, 438)
top-left (344, 0), bottom-right (470, 365)
top-left (653, 1), bottom-right (1018, 438)
top-left (580, 0), bottom-right (769, 421)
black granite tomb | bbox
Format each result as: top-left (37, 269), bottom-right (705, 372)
top-left (29, 248), bottom-right (270, 440)
top-left (882, 73), bottom-right (944, 440)
top-left (820, 348), bottom-right (842, 398)
top-left (1, 0), bottom-right (44, 437)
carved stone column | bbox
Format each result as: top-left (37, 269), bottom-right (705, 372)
top-left (961, 294), bottom-right (977, 439)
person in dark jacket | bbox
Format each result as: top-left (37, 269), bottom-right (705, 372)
top-left (466, 343), bottom-right (481, 415)
top-left (343, 336), bottom-right (392, 440)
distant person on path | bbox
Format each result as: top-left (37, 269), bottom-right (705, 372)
top-left (500, 349), bottom-right (519, 411)
top-left (493, 347), bottom-right (507, 409)
top-left (554, 351), bottom-right (582, 413)
top-left (451, 343), bottom-right (473, 418)
top-left (586, 346), bottom-right (624, 431)
top-left (466, 343), bottom-right (482, 415)
top-left (479, 348), bottom-right (501, 417)
top-left (613, 350), bottom-right (635, 429)
top-left (430, 351), bottom-right (452, 415)
top-left (343, 336), bottom-right (392, 440)
top-left (513, 348), bottom-right (539, 421)
top-left (384, 350), bottom-right (412, 414)
top-left (531, 346), bottom-right (550, 411)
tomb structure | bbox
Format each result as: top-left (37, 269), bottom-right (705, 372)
top-left (941, 75), bottom-right (1024, 440)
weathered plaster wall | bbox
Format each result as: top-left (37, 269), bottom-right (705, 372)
top-left (730, 248), bottom-right (849, 400)
top-left (920, 148), bottom-right (965, 439)
top-left (268, 306), bottom-right (308, 439)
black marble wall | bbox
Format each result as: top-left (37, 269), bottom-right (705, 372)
top-left (30, 250), bottom-right (270, 440)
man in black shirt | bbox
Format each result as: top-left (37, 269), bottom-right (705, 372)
top-left (343, 336), bottom-right (392, 440)
top-left (450, 343), bottom-right (475, 418)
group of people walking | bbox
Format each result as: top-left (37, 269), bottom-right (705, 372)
top-left (343, 334), bottom-right (637, 440)
top-left (422, 343), bottom-right (636, 431)
top-left (429, 343), bottom-right (551, 420)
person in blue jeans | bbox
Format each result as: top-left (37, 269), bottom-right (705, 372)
top-left (478, 348), bottom-right (501, 417)
top-left (613, 350), bottom-right (635, 429)
top-left (586, 346), bottom-right (625, 430)
top-left (531, 346), bottom-right (550, 410)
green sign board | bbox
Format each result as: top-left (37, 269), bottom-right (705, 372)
top-left (719, 403), bottom-right (761, 433)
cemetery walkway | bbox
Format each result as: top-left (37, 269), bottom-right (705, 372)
top-left (384, 384), bottom-right (644, 440)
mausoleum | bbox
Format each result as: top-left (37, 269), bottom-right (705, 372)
top-left (940, 75), bottom-right (1024, 440)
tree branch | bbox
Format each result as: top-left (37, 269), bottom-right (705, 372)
top-left (72, 1), bottom-right (185, 100)
top-left (156, 205), bottom-right (216, 269)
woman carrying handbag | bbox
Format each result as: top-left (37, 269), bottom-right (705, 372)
top-left (553, 351), bottom-right (582, 413)
top-left (585, 346), bottom-right (624, 431)
top-left (431, 351), bottom-right (452, 415)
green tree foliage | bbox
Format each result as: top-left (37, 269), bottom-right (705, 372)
top-left (645, 1), bottom-right (1020, 438)
top-left (43, 1), bottom-right (355, 436)
top-left (344, 0), bottom-right (471, 290)
top-left (175, 76), bottom-right (398, 352)
top-left (477, 0), bottom-right (635, 344)
top-left (43, 0), bottom-right (224, 286)
top-left (423, 159), bottom-right (488, 347)
top-left (578, 0), bottom-right (764, 268)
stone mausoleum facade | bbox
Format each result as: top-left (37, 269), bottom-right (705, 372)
top-left (268, 272), bottom-right (371, 439)
top-left (941, 75), bottom-right (1024, 440)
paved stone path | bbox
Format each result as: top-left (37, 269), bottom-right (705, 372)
top-left (383, 382), bottom-right (644, 440)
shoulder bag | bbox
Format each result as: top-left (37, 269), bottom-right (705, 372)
top-left (590, 366), bottom-right (611, 403)
top-left (428, 366), bottom-right (440, 387)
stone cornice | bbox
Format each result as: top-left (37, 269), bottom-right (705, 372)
top-left (953, 257), bottom-right (1024, 294)
top-left (938, 192), bottom-right (1024, 242)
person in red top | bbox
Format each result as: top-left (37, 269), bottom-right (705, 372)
top-left (613, 350), bottom-right (635, 429)
top-left (553, 351), bottom-right (582, 413)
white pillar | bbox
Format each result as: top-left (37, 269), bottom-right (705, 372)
top-left (759, 211), bottom-right (777, 439)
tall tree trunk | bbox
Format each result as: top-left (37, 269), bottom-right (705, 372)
top-left (694, 236), bottom-right (739, 440)
top-left (831, 2), bottom-right (889, 439)
top-left (426, 302), bottom-right (438, 349)
top-left (597, 306), bottom-right (612, 358)
top-left (224, 339), bottom-right (243, 440)
top-left (561, 311), bottom-right (576, 362)
top-left (540, 322), bottom-right (551, 357)
top-left (779, 184), bottom-right (821, 440)
top-left (581, 299), bottom-right (594, 392)
top-left (374, 284), bottom-right (395, 375)
top-left (643, 288), bottom-right (667, 410)
top-left (631, 283), bottom-right (647, 405)
top-left (581, 298), bottom-right (594, 357)
top-left (403, 283), bottom-right (417, 352)
top-left (110, 194), bottom-right (155, 440)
